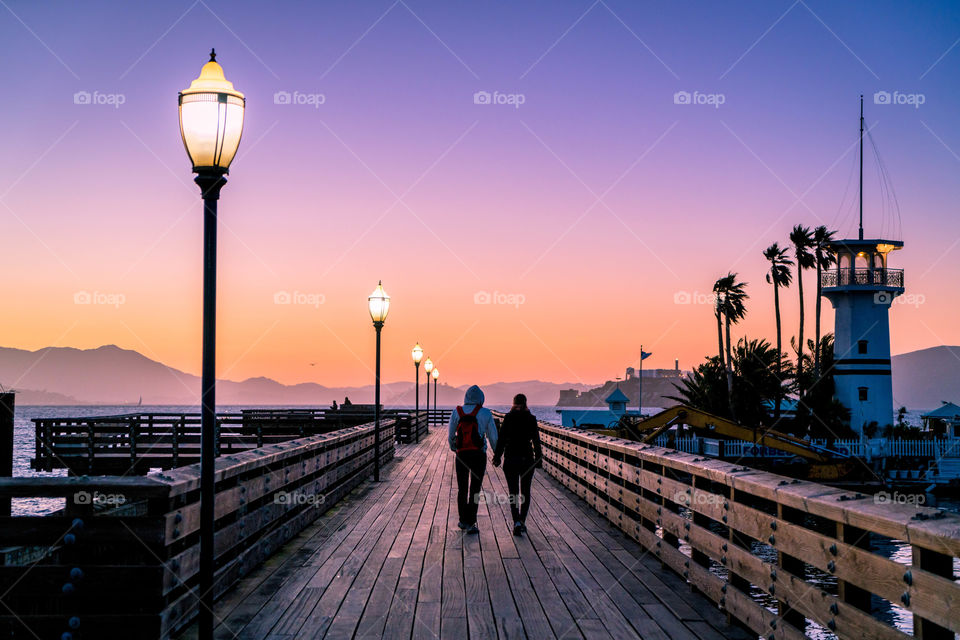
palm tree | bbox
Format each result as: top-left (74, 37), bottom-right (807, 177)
top-left (812, 226), bottom-right (837, 378)
top-left (789, 225), bottom-right (815, 393)
top-left (712, 275), bottom-right (732, 370)
top-left (713, 273), bottom-right (748, 418)
top-left (763, 243), bottom-right (793, 421)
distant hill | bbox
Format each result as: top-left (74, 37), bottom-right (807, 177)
top-left (0, 345), bottom-right (593, 406)
top-left (891, 346), bottom-right (960, 411)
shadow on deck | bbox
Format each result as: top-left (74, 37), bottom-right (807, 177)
top-left (178, 429), bottom-right (749, 640)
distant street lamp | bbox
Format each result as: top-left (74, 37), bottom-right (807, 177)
top-left (424, 357), bottom-right (433, 426)
top-left (368, 281), bottom-right (390, 481)
top-left (179, 48), bottom-right (245, 640)
top-left (411, 343), bottom-right (423, 443)
top-left (432, 367), bottom-right (439, 412)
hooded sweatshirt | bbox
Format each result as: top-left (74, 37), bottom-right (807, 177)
top-left (448, 385), bottom-right (498, 453)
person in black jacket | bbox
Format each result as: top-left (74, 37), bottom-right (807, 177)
top-left (492, 393), bottom-right (542, 536)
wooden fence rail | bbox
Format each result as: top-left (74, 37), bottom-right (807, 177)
top-left (32, 409), bottom-right (426, 475)
top-left (1, 419), bottom-right (397, 639)
top-left (537, 421), bottom-right (960, 640)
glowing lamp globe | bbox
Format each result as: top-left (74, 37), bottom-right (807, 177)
top-left (179, 49), bottom-right (245, 173)
top-left (431, 368), bottom-right (439, 380)
top-left (412, 343), bottom-right (423, 364)
top-left (368, 281), bottom-right (391, 325)
top-left (424, 358), bottom-right (433, 374)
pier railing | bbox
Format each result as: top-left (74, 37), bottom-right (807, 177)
top-left (538, 421), bottom-right (960, 640)
top-left (33, 408), bottom-right (427, 475)
top-left (1, 418), bottom-right (396, 639)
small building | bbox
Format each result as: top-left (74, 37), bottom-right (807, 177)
top-left (605, 388), bottom-right (630, 417)
top-left (557, 387), bottom-right (638, 428)
top-left (921, 402), bottom-right (960, 437)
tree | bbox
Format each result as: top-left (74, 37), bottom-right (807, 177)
top-left (713, 273), bottom-right (748, 419)
top-left (789, 225), bottom-right (815, 392)
top-left (794, 333), bottom-right (853, 439)
top-left (712, 275), bottom-right (731, 370)
top-left (763, 243), bottom-right (793, 422)
top-left (669, 338), bottom-right (791, 429)
top-left (812, 226), bottom-right (837, 378)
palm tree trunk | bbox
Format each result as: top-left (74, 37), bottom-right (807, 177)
top-left (716, 309), bottom-right (725, 369)
top-left (797, 268), bottom-right (805, 394)
top-left (725, 313), bottom-right (736, 421)
top-left (774, 282), bottom-right (782, 422)
top-left (814, 261), bottom-right (822, 378)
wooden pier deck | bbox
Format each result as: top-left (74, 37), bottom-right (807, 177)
top-left (180, 428), bottom-right (749, 640)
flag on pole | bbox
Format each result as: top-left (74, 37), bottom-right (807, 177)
top-left (640, 350), bottom-right (652, 361)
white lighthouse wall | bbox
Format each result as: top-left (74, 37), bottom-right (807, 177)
top-left (829, 290), bottom-right (895, 434)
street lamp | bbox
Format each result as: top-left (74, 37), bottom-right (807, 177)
top-left (179, 48), bottom-right (244, 640)
top-left (411, 343), bottom-right (423, 443)
top-left (432, 367), bottom-right (439, 412)
top-left (368, 281), bottom-right (390, 481)
top-left (423, 357), bottom-right (433, 427)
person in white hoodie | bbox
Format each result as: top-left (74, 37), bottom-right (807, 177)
top-left (448, 385), bottom-right (498, 534)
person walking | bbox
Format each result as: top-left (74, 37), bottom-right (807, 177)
top-left (492, 393), bottom-right (542, 536)
top-left (448, 385), bottom-right (498, 534)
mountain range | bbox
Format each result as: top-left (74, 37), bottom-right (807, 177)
top-left (0, 345), bottom-right (593, 406)
top-left (1, 344), bottom-right (957, 410)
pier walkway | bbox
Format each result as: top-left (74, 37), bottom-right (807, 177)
top-left (183, 427), bottom-right (749, 640)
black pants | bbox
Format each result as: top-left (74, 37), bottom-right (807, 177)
top-left (503, 458), bottom-right (535, 523)
top-left (455, 450), bottom-right (487, 525)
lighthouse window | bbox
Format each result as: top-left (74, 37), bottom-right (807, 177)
top-left (857, 340), bottom-right (868, 354)
top-left (858, 387), bottom-right (869, 401)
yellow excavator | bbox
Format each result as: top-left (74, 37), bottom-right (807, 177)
top-left (589, 405), bottom-right (858, 481)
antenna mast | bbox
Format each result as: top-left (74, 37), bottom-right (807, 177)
top-left (859, 94), bottom-right (864, 240)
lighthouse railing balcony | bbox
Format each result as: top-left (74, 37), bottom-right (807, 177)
top-left (821, 267), bottom-right (904, 289)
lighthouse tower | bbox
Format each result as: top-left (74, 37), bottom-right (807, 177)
top-left (821, 97), bottom-right (904, 434)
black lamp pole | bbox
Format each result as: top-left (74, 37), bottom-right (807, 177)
top-left (414, 361), bottom-right (420, 443)
top-left (433, 376), bottom-right (438, 412)
top-left (373, 321), bottom-right (383, 482)
top-left (425, 369), bottom-right (430, 428)
top-left (196, 170), bottom-right (225, 640)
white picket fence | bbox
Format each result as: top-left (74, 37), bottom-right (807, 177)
top-left (651, 435), bottom-right (960, 459)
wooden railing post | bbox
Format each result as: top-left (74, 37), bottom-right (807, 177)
top-left (913, 545), bottom-right (953, 640)
top-left (836, 523), bottom-right (872, 612)
top-left (726, 487), bottom-right (752, 625)
top-left (777, 503), bottom-right (806, 631)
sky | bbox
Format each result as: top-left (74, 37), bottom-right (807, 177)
top-left (0, 0), bottom-right (958, 389)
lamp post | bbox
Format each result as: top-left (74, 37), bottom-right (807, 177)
top-left (432, 367), bottom-right (439, 412)
top-left (179, 48), bottom-right (245, 640)
top-left (424, 357), bottom-right (433, 427)
top-left (369, 281), bottom-right (390, 482)
top-left (411, 343), bottom-right (423, 442)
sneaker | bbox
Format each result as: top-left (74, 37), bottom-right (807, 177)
top-left (513, 521), bottom-right (523, 537)
top-left (520, 522), bottom-right (527, 534)
top-left (457, 521), bottom-right (468, 530)
top-left (466, 524), bottom-right (480, 535)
